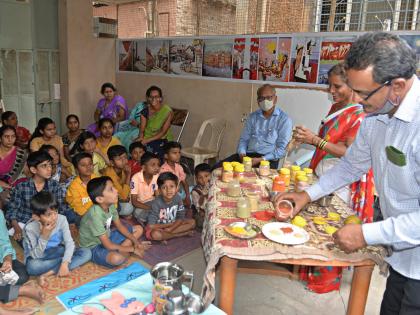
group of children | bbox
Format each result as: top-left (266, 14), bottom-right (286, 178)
top-left (0, 112), bottom-right (213, 310)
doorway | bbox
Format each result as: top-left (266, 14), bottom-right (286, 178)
top-left (0, 49), bottom-right (61, 133)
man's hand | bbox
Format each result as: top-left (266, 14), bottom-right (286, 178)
top-left (272, 192), bottom-right (311, 221)
top-left (12, 222), bottom-right (23, 241)
top-left (183, 197), bottom-right (191, 208)
top-left (251, 157), bottom-right (263, 167)
top-left (40, 219), bottom-right (57, 240)
top-left (333, 224), bottom-right (367, 253)
top-left (130, 119), bottom-right (138, 127)
top-left (57, 262), bottom-right (70, 277)
top-left (124, 165), bottom-right (132, 179)
top-left (0, 255), bottom-right (13, 273)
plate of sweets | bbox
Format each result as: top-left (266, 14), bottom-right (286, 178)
top-left (262, 222), bottom-right (309, 245)
top-left (224, 222), bottom-right (260, 239)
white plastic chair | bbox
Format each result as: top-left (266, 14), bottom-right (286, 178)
top-left (181, 118), bottom-right (227, 168)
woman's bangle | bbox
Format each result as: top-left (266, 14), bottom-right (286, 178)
top-left (319, 140), bottom-right (328, 150)
top-left (318, 139), bottom-right (326, 149)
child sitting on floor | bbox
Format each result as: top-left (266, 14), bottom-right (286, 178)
top-left (40, 144), bottom-right (72, 183)
top-left (128, 141), bottom-right (146, 177)
top-left (145, 172), bottom-right (195, 241)
top-left (0, 210), bottom-right (45, 309)
top-left (6, 151), bottom-right (77, 243)
top-left (191, 163), bottom-right (211, 229)
top-left (73, 131), bottom-right (108, 176)
top-left (160, 141), bottom-right (191, 208)
top-left (66, 152), bottom-right (97, 218)
top-left (79, 176), bottom-right (151, 268)
top-left (23, 191), bottom-right (92, 286)
top-left (131, 152), bottom-right (160, 224)
top-left (103, 145), bottom-right (133, 217)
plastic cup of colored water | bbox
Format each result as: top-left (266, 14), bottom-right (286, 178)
top-left (275, 200), bottom-right (294, 221)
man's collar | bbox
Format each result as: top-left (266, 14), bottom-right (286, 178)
top-left (394, 76), bottom-right (420, 123)
top-left (257, 106), bottom-right (281, 117)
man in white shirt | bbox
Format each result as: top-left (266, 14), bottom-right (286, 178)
top-left (275, 32), bottom-right (420, 315)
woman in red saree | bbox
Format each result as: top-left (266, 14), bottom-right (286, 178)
top-left (294, 63), bottom-right (375, 293)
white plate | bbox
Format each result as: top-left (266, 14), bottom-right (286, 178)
top-left (262, 222), bottom-right (309, 245)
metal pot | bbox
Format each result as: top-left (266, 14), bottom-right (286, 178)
top-left (151, 262), bottom-right (194, 315)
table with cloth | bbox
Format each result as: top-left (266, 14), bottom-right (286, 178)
top-left (201, 169), bottom-right (388, 315)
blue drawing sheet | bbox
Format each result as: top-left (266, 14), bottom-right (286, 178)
top-left (56, 262), bottom-right (148, 309)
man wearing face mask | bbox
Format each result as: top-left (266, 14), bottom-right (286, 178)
top-left (217, 84), bottom-right (292, 169)
top-left (274, 32), bottom-right (420, 314)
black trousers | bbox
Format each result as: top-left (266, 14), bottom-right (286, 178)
top-left (0, 260), bottom-right (29, 303)
top-left (380, 267), bottom-right (420, 315)
top-left (213, 152), bottom-right (279, 170)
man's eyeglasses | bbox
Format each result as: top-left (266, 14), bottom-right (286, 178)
top-left (257, 95), bottom-right (275, 102)
top-left (358, 80), bottom-right (392, 101)
top-left (38, 162), bottom-right (53, 169)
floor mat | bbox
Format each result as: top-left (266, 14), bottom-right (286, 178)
top-left (56, 262), bottom-right (148, 309)
top-left (141, 231), bottom-right (202, 266)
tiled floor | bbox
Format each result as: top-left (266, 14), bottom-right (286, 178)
top-left (175, 248), bottom-right (387, 315)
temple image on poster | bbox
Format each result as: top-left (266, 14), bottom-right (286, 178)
top-left (400, 35), bottom-right (420, 77)
top-left (169, 39), bottom-right (203, 76)
top-left (290, 37), bottom-right (321, 84)
top-left (133, 40), bottom-right (146, 72)
top-left (119, 41), bottom-right (134, 71)
top-left (318, 37), bottom-right (355, 84)
top-left (146, 40), bottom-right (169, 73)
top-left (232, 38), bottom-right (259, 80)
top-left (202, 39), bottom-right (233, 78)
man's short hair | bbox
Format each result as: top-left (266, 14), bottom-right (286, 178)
top-left (31, 191), bottom-right (58, 216)
top-left (27, 151), bottom-right (53, 169)
top-left (129, 141), bottom-right (147, 154)
top-left (107, 145), bottom-right (127, 161)
top-left (157, 172), bottom-right (179, 188)
top-left (87, 176), bottom-right (112, 204)
top-left (164, 141), bottom-right (182, 154)
top-left (257, 84), bottom-right (276, 97)
top-left (72, 152), bottom-right (93, 169)
top-left (140, 151), bottom-right (159, 165)
top-left (194, 163), bottom-right (211, 176)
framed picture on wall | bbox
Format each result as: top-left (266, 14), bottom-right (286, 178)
top-left (232, 37), bottom-right (259, 80)
top-left (318, 37), bottom-right (356, 84)
top-left (146, 40), bottom-right (170, 73)
top-left (133, 40), bottom-right (147, 72)
top-left (202, 39), bottom-right (233, 78)
top-left (118, 40), bottom-right (134, 71)
top-left (169, 39), bottom-right (203, 76)
top-left (289, 36), bottom-right (321, 84)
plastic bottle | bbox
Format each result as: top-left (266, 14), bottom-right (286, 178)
top-left (278, 168), bottom-right (291, 187)
top-left (259, 160), bottom-right (270, 176)
top-left (243, 156), bottom-right (252, 172)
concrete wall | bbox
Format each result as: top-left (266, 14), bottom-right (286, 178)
top-left (59, 0), bottom-right (116, 129)
top-left (0, 0), bottom-right (32, 49)
top-left (32, 0), bottom-right (59, 49)
top-left (116, 73), bottom-right (331, 162)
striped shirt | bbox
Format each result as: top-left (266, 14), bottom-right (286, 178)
top-left (306, 76), bottom-right (420, 280)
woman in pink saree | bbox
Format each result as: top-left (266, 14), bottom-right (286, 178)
top-left (0, 126), bottom-right (28, 207)
top-left (87, 83), bottom-right (128, 136)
